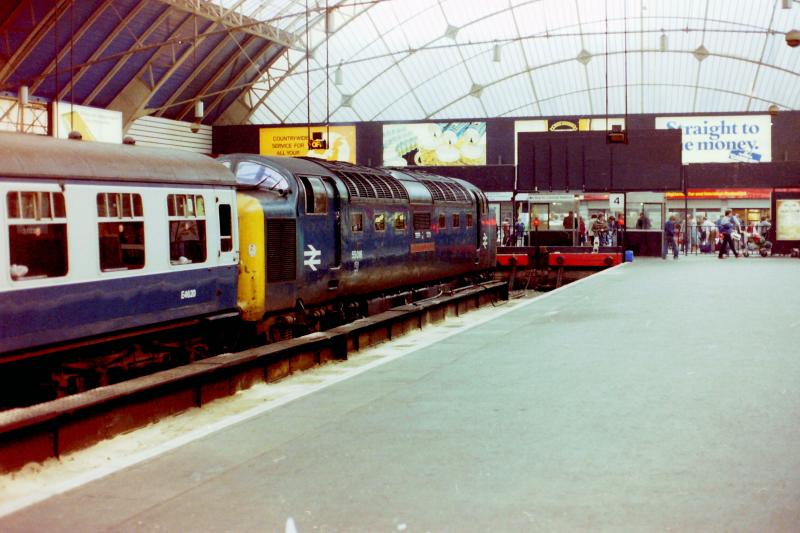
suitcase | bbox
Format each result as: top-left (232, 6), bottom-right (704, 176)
top-left (700, 241), bottom-right (712, 253)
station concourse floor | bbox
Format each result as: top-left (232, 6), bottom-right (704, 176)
top-left (2, 256), bottom-right (800, 532)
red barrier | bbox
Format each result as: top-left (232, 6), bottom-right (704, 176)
top-left (548, 252), bottom-right (622, 267)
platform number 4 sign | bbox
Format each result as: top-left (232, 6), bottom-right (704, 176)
top-left (609, 193), bottom-right (624, 211)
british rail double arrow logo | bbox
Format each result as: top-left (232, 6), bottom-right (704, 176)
top-left (304, 244), bottom-right (322, 271)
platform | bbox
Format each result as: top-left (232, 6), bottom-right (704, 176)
top-left (2, 256), bottom-right (799, 531)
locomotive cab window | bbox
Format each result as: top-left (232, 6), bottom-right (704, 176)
top-left (96, 193), bottom-right (145, 271)
top-left (351, 213), bottom-right (363, 233)
top-left (452, 213), bottom-right (461, 228)
top-left (466, 214), bottom-right (473, 228)
top-left (235, 161), bottom-right (289, 194)
top-left (438, 214), bottom-right (446, 231)
top-left (394, 212), bottom-right (407, 231)
top-left (374, 213), bottom-right (386, 231)
top-left (167, 194), bottom-right (206, 265)
top-left (300, 177), bottom-right (327, 214)
top-left (7, 191), bottom-right (68, 280)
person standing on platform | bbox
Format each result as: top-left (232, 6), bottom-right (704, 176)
top-left (563, 211), bottom-right (575, 230)
top-left (718, 209), bottom-right (739, 259)
top-left (663, 215), bottom-right (679, 259)
top-left (636, 212), bottom-right (651, 229)
top-left (591, 214), bottom-right (608, 252)
top-left (607, 215), bottom-right (616, 245)
top-left (757, 215), bottom-right (772, 239)
top-left (685, 214), bottom-right (698, 253)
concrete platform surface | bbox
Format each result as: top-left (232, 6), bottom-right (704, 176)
top-left (2, 256), bottom-right (799, 532)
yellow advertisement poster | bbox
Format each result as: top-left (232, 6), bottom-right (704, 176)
top-left (776, 199), bottom-right (800, 241)
top-left (259, 126), bottom-right (356, 163)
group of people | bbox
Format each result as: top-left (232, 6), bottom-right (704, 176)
top-left (563, 211), bottom-right (622, 247)
top-left (662, 211), bottom-right (772, 259)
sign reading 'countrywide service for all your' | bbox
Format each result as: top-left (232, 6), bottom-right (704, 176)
top-left (655, 115), bottom-right (771, 164)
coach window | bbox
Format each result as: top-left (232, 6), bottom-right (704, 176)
top-left (438, 213), bottom-right (446, 231)
top-left (351, 213), bottom-right (363, 233)
top-left (452, 213), bottom-right (460, 228)
top-left (394, 212), bottom-right (406, 231)
top-left (374, 213), bottom-right (386, 231)
top-left (97, 193), bottom-right (145, 271)
top-left (219, 204), bottom-right (233, 252)
top-left (300, 177), bottom-right (327, 214)
top-left (167, 194), bottom-right (206, 265)
top-left (7, 191), bottom-right (68, 280)
top-left (466, 213), bottom-right (473, 228)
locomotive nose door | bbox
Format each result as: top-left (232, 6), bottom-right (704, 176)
top-left (298, 176), bottom-right (339, 302)
top-left (472, 190), bottom-right (489, 266)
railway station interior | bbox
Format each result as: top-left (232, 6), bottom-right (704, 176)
top-left (1, 1), bottom-right (800, 531)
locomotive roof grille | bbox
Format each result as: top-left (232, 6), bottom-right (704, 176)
top-left (418, 179), bottom-right (470, 203)
top-left (298, 157), bottom-right (409, 201)
top-left (336, 171), bottom-right (409, 201)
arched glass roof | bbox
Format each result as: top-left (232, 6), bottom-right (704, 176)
top-left (217, 0), bottom-right (800, 125)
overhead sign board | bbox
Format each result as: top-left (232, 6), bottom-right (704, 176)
top-left (259, 125), bottom-right (356, 163)
top-left (655, 115), bottom-right (771, 164)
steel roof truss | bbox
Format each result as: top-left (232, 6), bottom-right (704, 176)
top-left (156, 0), bottom-right (299, 49)
top-left (83, 4), bottom-right (173, 105)
top-left (30, 0), bottom-right (113, 96)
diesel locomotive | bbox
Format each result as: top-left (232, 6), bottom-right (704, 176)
top-left (0, 133), bottom-right (496, 400)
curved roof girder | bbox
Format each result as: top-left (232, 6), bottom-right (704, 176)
top-left (156, 0), bottom-right (301, 50)
top-left (242, 0), bottom-right (800, 123)
top-left (240, 0), bottom-right (361, 124)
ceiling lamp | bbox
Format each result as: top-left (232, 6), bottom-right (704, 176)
top-left (334, 62), bottom-right (343, 85)
top-left (194, 100), bottom-right (204, 119)
top-left (19, 86), bottom-right (28, 106)
top-left (492, 43), bottom-right (502, 63)
top-left (660, 33), bottom-right (668, 52)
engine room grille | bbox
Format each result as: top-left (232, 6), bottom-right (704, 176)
top-left (266, 219), bottom-right (296, 282)
top-left (335, 171), bottom-right (409, 201)
top-left (413, 212), bottom-right (431, 230)
top-left (418, 179), bottom-right (470, 203)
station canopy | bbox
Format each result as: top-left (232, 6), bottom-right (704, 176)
top-left (237, 0), bottom-right (800, 124)
top-left (2, 0), bottom-right (799, 127)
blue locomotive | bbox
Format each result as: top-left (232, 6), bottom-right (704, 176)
top-left (0, 133), bottom-right (496, 398)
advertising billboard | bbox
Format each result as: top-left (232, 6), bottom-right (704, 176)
top-left (259, 125), bottom-right (356, 163)
top-left (655, 115), bottom-right (771, 164)
top-left (382, 122), bottom-right (486, 166)
top-left (52, 102), bottom-right (122, 143)
top-left (776, 199), bottom-right (800, 241)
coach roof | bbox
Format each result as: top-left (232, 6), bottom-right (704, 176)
top-left (0, 133), bottom-right (234, 186)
